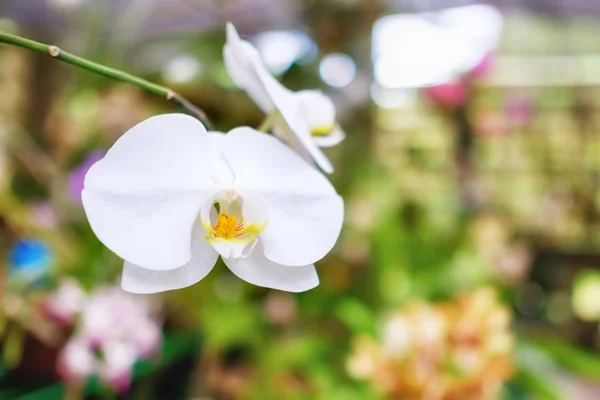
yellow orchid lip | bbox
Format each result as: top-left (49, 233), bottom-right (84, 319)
top-left (311, 125), bottom-right (335, 136)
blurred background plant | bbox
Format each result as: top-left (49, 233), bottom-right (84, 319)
top-left (0, 0), bottom-right (599, 399)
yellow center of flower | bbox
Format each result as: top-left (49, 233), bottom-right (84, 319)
top-left (212, 214), bottom-right (243, 239)
top-left (311, 125), bottom-right (334, 136)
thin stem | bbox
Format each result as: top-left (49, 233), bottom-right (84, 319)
top-left (0, 31), bottom-right (211, 128)
top-left (258, 110), bottom-right (279, 133)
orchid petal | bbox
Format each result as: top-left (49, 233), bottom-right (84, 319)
top-left (295, 91), bottom-right (345, 147)
top-left (296, 90), bottom-right (336, 133)
top-left (82, 114), bottom-right (213, 270)
top-left (121, 222), bottom-right (219, 294)
top-left (224, 22), bottom-right (274, 113)
top-left (207, 132), bottom-right (235, 185)
top-left (206, 237), bottom-right (257, 259)
top-left (239, 190), bottom-right (269, 234)
top-left (224, 243), bottom-right (319, 292)
top-left (223, 24), bottom-right (338, 172)
top-left (222, 128), bottom-right (343, 266)
top-left (257, 69), bottom-right (334, 173)
top-left (271, 120), bottom-right (315, 166)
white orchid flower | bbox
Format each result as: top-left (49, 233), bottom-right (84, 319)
top-left (224, 22), bottom-right (345, 174)
top-left (82, 114), bottom-right (343, 294)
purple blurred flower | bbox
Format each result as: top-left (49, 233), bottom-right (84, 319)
top-left (68, 151), bottom-right (104, 204)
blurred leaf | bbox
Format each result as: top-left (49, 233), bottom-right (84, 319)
top-left (511, 368), bottom-right (563, 400)
top-left (334, 298), bottom-right (376, 335)
top-left (525, 335), bottom-right (600, 381)
top-left (500, 384), bottom-right (525, 400)
top-left (10, 171), bottom-right (47, 201)
top-left (10, 385), bottom-right (62, 400)
top-left (0, 313), bottom-right (6, 339)
top-left (2, 324), bottom-right (24, 369)
top-left (263, 335), bottom-right (325, 371)
top-left (512, 337), bottom-right (564, 399)
top-left (199, 299), bottom-right (263, 350)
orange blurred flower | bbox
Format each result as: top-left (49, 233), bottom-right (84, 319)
top-left (347, 287), bottom-right (514, 400)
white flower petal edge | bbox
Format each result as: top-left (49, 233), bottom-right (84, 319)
top-left (222, 127), bottom-right (344, 267)
top-left (223, 23), bottom-right (339, 174)
top-left (224, 243), bottom-right (319, 292)
top-left (82, 114), bottom-right (214, 270)
top-left (121, 221), bottom-right (219, 294)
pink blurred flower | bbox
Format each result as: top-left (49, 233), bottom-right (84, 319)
top-left (264, 292), bottom-right (297, 326)
top-left (45, 279), bottom-right (87, 325)
top-left (135, 321), bottom-right (162, 359)
top-left (424, 54), bottom-right (493, 110)
top-left (56, 285), bottom-right (162, 392)
top-left (98, 341), bottom-right (138, 392)
top-left (68, 151), bottom-right (104, 204)
top-left (57, 338), bottom-right (95, 385)
top-left (424, 82), bottom-right (468, 109)
top-left (473, 110), bottom-right (508, 137)
top-left (80, 287), bottom-right (161, 357)
top-left (505, 94), bottom-right (533, 127)
top-left (29, 201), bottom-right (59, 230)
top-left (58, 338), bottom-right (138, 392)
top-left (469, 53), bottom-right (494, 79)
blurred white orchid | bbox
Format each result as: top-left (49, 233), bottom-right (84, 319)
top-left (82, 114), bottom-right (343, 293)
top-left (224, 22), bottom-right (345, 174)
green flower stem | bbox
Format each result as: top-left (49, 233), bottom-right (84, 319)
top-left (0, 31), bottom-right (211, 127)
top-left (258, 110), bottom-right (279, 133)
